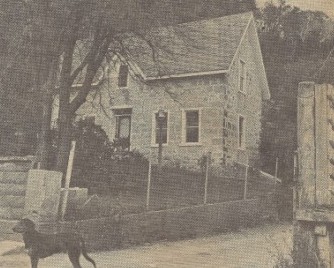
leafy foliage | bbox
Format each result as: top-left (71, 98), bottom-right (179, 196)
top-left (256, 1), bottom-right (334, 181)
top-left (49, 118), bottom-right (148, 193)
top-left (0, 0), bottom-right (258, 170)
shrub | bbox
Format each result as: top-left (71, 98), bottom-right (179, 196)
top-left (50, 118), bottom-right (148, 195)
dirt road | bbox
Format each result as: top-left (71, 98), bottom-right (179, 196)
top-left (0, 223), bottom-right (292, 268)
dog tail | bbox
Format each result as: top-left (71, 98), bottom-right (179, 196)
top-left (80, 237), bottom-right (97, 268)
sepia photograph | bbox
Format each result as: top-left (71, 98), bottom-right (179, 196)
top-left (0, 0), bottom-right (333, 267)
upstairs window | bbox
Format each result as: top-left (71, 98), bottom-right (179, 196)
top-left (118, 64), bottom-right (129, 88)
top-left (238, 115), bottom-right (246, 149)
top-left (239, 60), bottom-right (246, 93)
top-left (154, 111), bottom-right (168, 144)
top-left (184, 110), bottom-right (200, 143)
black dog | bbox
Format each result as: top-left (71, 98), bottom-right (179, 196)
top-left (13, 218), bottom-right (96, 268)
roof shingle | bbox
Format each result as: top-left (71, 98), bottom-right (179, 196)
top-left (125, 12), bottom-right (253, 78)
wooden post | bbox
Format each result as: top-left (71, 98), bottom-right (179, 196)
top-left (328, 84), bottom-right (334, 196)
top-left (157, 109), bottom-right (166, 182)
top-left (158, 123), bottom-right (163, 169)
top-left (314, 84), bottom-right (330, 206)
top-left (60, 140), bottom-right (76, 221)
top-left (146, 159), bottom-right (152, 210)
top-left (204, 152), bottom-right (211, 204)
top-left (297, 82), bottom-right (316, 208)
top-left (294, 82), bottom-right (333, 267)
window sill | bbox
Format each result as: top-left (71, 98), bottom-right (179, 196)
top-left (179, 142), bottom-right (202, 147)
top-left (151, 144), bottom-right (168, 148)
top-left (238, 90), bottom-right (247, 95)
top-left (119, 86), bottom-right (129, 90)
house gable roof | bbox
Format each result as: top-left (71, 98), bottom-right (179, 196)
top-left (125, 12), bottom-right (253, 79)
top-left (247, 18), bottom-right (271, 100)
top-left (70, 12), bottom-right (270, 100)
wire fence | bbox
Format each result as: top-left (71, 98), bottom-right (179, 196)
top-left (68, 153), bottom-right (279, 220)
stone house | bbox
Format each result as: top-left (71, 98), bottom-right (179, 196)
top-left (53, 12), bottom-right (270, 169)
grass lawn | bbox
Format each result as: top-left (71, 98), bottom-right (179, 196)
top-left (67, 166), bottom-right (277, 220)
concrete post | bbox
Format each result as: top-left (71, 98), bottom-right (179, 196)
top-left (24, 169), bottom-right (62, 223)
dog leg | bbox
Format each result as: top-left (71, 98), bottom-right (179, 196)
top-left (68, 249), bottom-right (82, 268)
top-left (30, 256), bottom-right (39, 268)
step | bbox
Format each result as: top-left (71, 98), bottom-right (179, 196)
top-left (0, 163), bottom-right (31, 172)
top-left (0, 171), bottom-right (28, 184)
top-left (0, 156), bottom-right (34, 172)
top-left (0, 220), bottom-right (22, 241)
top-left (0, 207), bottom-right (24, 220)
top-left (0, 195), bottom-right (25, 208)
top-left (0, 184), bottom-right (26, 196)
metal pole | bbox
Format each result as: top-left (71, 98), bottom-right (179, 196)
top-left (243, 162), bottom-right (249, 200)
top-left (293, 152), bottom-right (298, 217)
top-left (275, 157), bottom-right (279, 184)
top-left (204, 152), bottom-right (211, 204)
top-left (146, 159), bottom-right (152, 210)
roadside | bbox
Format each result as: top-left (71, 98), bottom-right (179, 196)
top-left (0, 222), bottom-right (292, 268)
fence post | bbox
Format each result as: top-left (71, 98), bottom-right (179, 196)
top-left (204, 152), bottom-right (211, 204)
top-left (274, 157), bottom-right (278, 184)
top-left (243, 160), bottom-right (249, 200)
top-left (146, 159), bottom-right (152, 210)
top-left (293, 151), bottom-right (298, 218)
top-left (60, 140), bottom-right (76, 221)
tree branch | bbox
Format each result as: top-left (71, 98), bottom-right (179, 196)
top-left (69, 32), bottom-right (112, 114)
top-left (69, 25), bottom-right (104, 85)
top-left (313, 45), bottom-right (334, 81)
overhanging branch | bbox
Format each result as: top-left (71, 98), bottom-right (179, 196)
top-left (69, 33), bottom-right (112, 114)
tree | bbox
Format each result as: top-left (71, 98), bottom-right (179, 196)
top-left (45, 0), bottom-right (206, 173)
top-left (256, 0), bottom-right (334, 182)
top-left (1, 0), bottom-right (195, 172)
top-left (0, 0), bottom-right (258, 175)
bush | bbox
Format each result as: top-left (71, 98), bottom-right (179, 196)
top-left (50, 118), bottom-right (148, 195)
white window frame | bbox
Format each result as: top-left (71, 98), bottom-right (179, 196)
top-left (180, 108), bottom-right (202, 146)
top-left (112, 107), bottom-right (132, 150)
top-left (238, 114), bottom-right (246, 150)
top-left (151, 110), bottom-right (169, 147)
top-left (115, 114), bottom-right (131, 139)
top-left (118, 64), bottom-right (129, 88)
top-left (239, 59), bottom-right (246, 93)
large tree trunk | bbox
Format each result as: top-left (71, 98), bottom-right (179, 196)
top-left (36, 60), bottom-right (58, 169)
top-left (54, 34), bottom-right (111, 175)
top-left (54, 39), bottom-right (76, 176)
top-left (36, 91), bottom-right (53, 169)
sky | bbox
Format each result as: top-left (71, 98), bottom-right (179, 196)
top-left (256, 0), bottom-right (334, 18)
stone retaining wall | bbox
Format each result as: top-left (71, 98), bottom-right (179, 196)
top-left (0, 156), bottom-right (34, 220)
top-left (59, 194), bottom-right (277, 251)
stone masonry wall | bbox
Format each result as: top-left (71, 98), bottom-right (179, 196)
top-left (75, 73), bottom-right (227, 169)
top-left (225, 19), bottom-right (264, 167)
top-left (52, 21), bottom-right (265, 170)
top-left (0, 156), bottom-right (33, 220)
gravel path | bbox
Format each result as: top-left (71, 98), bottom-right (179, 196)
top-left (0, 223), bottom-right (292, 268)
